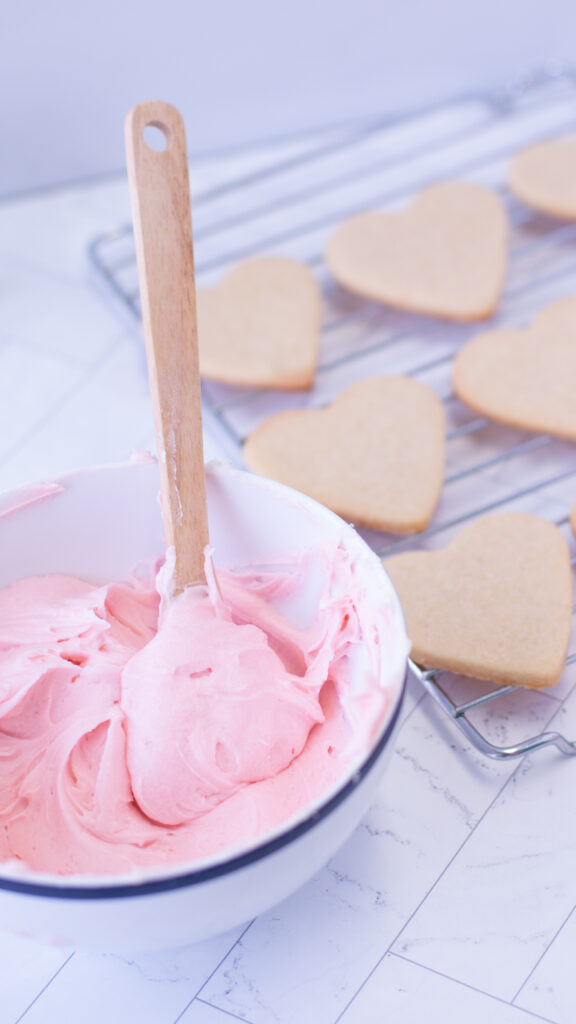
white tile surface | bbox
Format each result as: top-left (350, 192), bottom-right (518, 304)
top-left (394, 674), bottom-right (576, 1004)
top-left (340, 954), bottom-right (551, 1024)
top-left (17, 929), bottom-right (247, 1024)
top-left (179, 1001), bottom-right (250, 1024)
top-left (0, 342), bottom-right (86, 467)
top-left (198, 691), bottom-right (553, 1024)
top-left (515, 908), bottom-right (576, 1023)
top-left (0, 256), bottom-right (124, 364)
top-left (0, 337), bottom-right (151, 491)
top-left (0, 934), bottom-right (72, 1022)
top-left (0, 193), bottom-right (122, 284)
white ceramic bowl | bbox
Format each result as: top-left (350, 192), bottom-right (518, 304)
top-left (0, 460), bottom-right (407, 952)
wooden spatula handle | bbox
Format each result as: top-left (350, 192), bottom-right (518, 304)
top-left (125, 101), bottom-right (209, 593)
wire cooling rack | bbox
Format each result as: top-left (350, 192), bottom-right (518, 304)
top-left (90, 68), bottom-right (576, 760)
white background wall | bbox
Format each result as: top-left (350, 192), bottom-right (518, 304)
top-left (2, 0), bottom-right (575, 198)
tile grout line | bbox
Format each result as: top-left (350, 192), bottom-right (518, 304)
top-left (195, 996), bottom-right (258, 1023)
top-left (511, 903), bottom-right (576, 1007)
top-left (1, 328), bottom-right (130, 372)
top-left (0, 334), bottom-right (133, 477)
top-left (1, 243), bottom-right (117, 294)
top-left (171, 920), bottom-right (256, 1024)
top-left (180, 688), bottom-right (430, 1024)
top-left (389, 952), bottom-right (560, 1024)
top-left (393, 676), bottom-right (576, 942)
top-left (13, 952), bottom-right (76, 1023)
top-left (334, 683), bottom-right (576, 1023)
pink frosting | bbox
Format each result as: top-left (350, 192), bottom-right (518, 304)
top-left (0, 546), bottom-right (401, 876)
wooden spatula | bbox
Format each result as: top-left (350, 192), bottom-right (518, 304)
top-left (125, 101), bottom-right (209, 595)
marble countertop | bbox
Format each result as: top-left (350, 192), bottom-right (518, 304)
top-left (1, 86), bottom-right (576, 1024)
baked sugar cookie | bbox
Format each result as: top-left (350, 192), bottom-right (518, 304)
top-left (384, 513), bottom-right (572, 689)
top-left (197, 257), bottom-right (320, 390)
top-left (325, 182), bottom-right (507, 321)
top-left (243, 376), bottom-right (445, 534)
top-left (509, 137), bottom-right (576, 220)
top-left (453, 297), bottom-right (576, 440)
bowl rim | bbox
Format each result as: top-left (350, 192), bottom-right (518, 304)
top-left (0, 458), bottom-right (408, 899)
top-left (0, 666), bottom-right (406, 899)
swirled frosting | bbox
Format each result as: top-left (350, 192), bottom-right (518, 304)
top-left (0, 543), bottom-right (404, 876)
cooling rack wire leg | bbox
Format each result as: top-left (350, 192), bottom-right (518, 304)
top-left (411, 661), bottom-right (576, 760)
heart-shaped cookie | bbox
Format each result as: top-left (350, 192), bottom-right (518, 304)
top-left (384, 513), bottom-right (572, 689)
top-left (197, 257), bottom-right (320, 390)
top-left (453, 297), bottom-right (576, 439)
top-left (325, 181), bottom-right (508, 321)
top-left (243, 376), bottom-right (445, 534)
top-left (508, 137), bottom-right (576, 220)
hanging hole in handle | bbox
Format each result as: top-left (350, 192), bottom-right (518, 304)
top-left (143, 121), bottom-right (170, 152)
